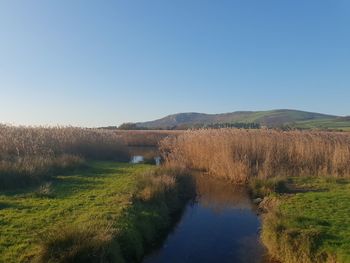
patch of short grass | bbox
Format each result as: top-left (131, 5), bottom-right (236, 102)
top-left (261, 177), bottom-right (350, 263)
top-left (249, 176), bottom-right (288, 198)
top-left (0, 162), bottom-right (150, 262)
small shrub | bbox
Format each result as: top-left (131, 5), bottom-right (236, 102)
top-left (36, 224), bottom-right (117, 263)
top-left (35, 182), bottom-right (55, 198)
top-left (249, 177), bottom-right (288, 198)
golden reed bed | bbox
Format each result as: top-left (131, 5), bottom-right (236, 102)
top-left (0, 125), bottom-right (128, 188)
top-left (160, 129), bottom-right (350, 183)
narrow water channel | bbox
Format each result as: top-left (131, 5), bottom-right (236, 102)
top-left (143, 174), bottom-right (268, 263)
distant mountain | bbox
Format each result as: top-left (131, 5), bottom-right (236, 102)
top-left (134, 110), bottom-right (350, 130)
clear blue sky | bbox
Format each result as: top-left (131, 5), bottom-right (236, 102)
top-left (1, 0), bottom-right (349, 127)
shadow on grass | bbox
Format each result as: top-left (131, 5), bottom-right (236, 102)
top-left (0, 201), bottom-right (34, 211)
top-left (295, 216), bottom-right (331, 227)
top-left (333, 178), bottom-right (350, 185)
top-left (0, 201), bottom-right (15, 210)
top-left (283, 186), bottom-right (329, 194)
top-left (52, 163), bottom-right (135, 199)
top-left (77, 165), bottom-right (127, 178)
top-left (0, 162), bottom-right (132, 199)
top-left (278, 178), bottom-right (329, 194)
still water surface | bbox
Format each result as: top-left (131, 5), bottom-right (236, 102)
top-left (128, 146), bottom-right (161, 165)
top-left (143, 174), bottom-right (268, 263)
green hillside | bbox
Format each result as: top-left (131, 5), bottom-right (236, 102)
top-left (135, 109), bottom-right (350, 130)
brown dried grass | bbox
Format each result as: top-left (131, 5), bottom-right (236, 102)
top-left (0, 125), bottom-right (128, 160)
top-left (160, 129), bottom-right (350, 183)
top-left (115, 130), bottom-right (182, 147)
top-left (0, 125), bottom-right (129, 189)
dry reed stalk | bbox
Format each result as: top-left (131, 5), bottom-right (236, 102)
top-left (160, 129), bottom-right (350, 183)
top-left (0, 125), bottom-right (130, 188)
top-left (0, 125), bottom-right (129, 160)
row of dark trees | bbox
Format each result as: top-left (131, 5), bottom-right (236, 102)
top-left (203, 122), bottom-right (261, 129)
top-left (116, 122), bottom-right (261, 130)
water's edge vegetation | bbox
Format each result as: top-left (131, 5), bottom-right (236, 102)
top-left (0, 126), bottom-right (189, 262)
top-left (0, 125), bottom-right (179, 190)
top-left (251, 177), bottom-right (350, 263)
top-left (0, 162), bottom-right (194, 262)
top-left (161, 129), bottom-right (350, 263)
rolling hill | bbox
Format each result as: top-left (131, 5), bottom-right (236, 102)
top-left (134, 109), bottom-right (350, 130)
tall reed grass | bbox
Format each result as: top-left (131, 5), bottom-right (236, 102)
top-left (0, 125), bottom-right (129, 189)
top-left (115, 130), bottom-right (182, 147)
top-left (160, 129), bottom-right (350, 183)
top-left (0, 125), bottom-right (128, 160)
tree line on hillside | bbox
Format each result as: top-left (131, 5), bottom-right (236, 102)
top-left (117, 122), bottom-right (261, 130)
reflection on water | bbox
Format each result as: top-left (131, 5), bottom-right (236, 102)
top-left (154, 156), bottom-right (161, 166)
top-left (143, 173), bottom-right (269, 263)
top-left (128, 146), bottom-right (161, 165)
top-left (194, 174), bottom-right (253, 212)
top-left (130, 155), bottom-right (161, 165)
top-left (130, 155), bottom-right (144, 164)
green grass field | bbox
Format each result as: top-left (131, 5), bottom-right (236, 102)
top-left (0, 162), bottom-right (146, 262)
top-left (261, 177), bottom-right (350, 263)
top-left (292, 119), bottom-right (350, 131)
top-left (0, 162), bottom-right (193, 262)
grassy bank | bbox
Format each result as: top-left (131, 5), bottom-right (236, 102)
top-left (255, 177), bottom-right (350, 263)
top-left (0, 162), bottom-right (193, 262)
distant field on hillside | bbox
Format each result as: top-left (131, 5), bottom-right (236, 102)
top-left (291, 118), bottom-right (350, 131)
